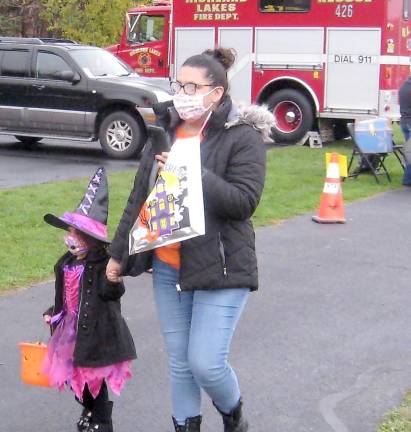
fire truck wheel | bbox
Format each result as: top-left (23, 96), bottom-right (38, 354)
top-left (99, 111), bottom-right (144, 159)
top-left (267, 89), bottom-right (314, 143)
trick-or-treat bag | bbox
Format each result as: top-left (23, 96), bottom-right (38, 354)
top-left (129, 135), bottom-right (205, 255)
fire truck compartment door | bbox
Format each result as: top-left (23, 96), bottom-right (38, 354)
top-left (255, 27), bottom-right (324, 68)
top-left (325, 28), bottom-right (381, 112)
top-left (174, 28), bottom-right (215, 78)
top-left (219, 28), bottom-right (253, 105)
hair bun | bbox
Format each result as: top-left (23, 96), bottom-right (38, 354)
top-left (203, 47), bottom-right (236, 71)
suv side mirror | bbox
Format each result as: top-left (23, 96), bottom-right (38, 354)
top-left (54, 70), bottom-right (80, 83)
top-left (71, 72), bottom-right (81, 83)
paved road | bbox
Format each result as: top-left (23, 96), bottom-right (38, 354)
top-left (1, 189), bottom-right (411, 432)
top-left (0, 137), bottom-right (288, 190)
top-left (0, 136), bottom-right (139, 189)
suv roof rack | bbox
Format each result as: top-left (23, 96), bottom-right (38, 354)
top-left (0, 37), bottom-right (77, 45)
top-left (39, 38), bottom-right (78, 44)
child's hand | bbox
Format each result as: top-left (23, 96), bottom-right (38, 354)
top-left (106, 258), bottom-right (123, 283)
top-left (43, 315), bottom-right (51, 325)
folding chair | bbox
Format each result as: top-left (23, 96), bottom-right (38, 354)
top-left (392, 141), bottom-right (406, 170)
top-left (347, 121), bottom-right (400, 183)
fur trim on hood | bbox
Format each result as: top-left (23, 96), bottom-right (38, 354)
top-left (225, 104), bottom-right (275, 143)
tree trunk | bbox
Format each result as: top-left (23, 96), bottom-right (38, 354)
top-left (0, 1), bottom-right (51, 37)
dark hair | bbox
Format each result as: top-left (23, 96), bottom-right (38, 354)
top-left (74, 228), bottom-right (105, 250)
top-left (182, 47), bottom-right (236, 93)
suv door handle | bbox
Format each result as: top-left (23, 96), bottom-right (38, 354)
top-left (32, 84), bottom-right (46, 90)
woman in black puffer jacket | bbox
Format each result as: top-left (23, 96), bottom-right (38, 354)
top-left (107, 48), bottom-right (274, 432)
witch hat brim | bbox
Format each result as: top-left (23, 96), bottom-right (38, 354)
top-left (44, 212), bottom-right (111, 244)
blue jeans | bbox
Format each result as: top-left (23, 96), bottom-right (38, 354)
top-left (400, 120), bottom-right (411, 185)
top-left (400, 120), bottom-right (411, 141)
top-left (152, 257), bottom-right (250, 425)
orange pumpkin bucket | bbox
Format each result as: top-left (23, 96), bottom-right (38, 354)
top-left (19, 342), bottom-right (51, 387)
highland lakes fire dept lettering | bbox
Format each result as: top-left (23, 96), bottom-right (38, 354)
top-left (129, 47), bottom-right (161, 57)
top-left (129, 47), bottom-right (161, 74)
top-left (187, 0), bottom-right (248, 21)
top-left (195, 3), bottom-right (237, 12)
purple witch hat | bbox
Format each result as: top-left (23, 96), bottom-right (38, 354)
top-left (44, 167), bottom-right (110, 244)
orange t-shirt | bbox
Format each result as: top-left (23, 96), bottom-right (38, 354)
top-left (155, 126), bottom-right (199, 270)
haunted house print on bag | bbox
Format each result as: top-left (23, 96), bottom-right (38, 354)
top-left (148, 176), bottom-right (180, 235)
top-left (147, 170), bottom-right (189, 236)
top-left (129, 135), bottom-right (204, 255)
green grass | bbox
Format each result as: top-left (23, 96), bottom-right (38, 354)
top-left (0, 127), bottom-right (406, 292)
top-left (378, 392), bottom-right (411, 432)
top-left (0, 171), bottom-right (136, 293)
top-left (253, 138), bottom-right (404, 226)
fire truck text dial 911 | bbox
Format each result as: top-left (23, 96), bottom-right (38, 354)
top-left (332, 55), bottom-right (374, 64)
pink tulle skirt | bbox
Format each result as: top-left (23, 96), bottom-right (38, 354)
top-left (43, 312), bottom-right (132, 401)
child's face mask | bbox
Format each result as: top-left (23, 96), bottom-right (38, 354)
top-left (64, 231), bottom-right (90, 256)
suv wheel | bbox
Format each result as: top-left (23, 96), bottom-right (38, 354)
top-left (99, 111), bottom-right (144, 159)
top-left (15, 136), bottom-right (42, 145)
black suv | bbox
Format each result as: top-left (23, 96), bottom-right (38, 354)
top-left (0, 37), bottom-right (171, 158)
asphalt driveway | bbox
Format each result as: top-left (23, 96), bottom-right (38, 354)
top-left (1, 188), bottom-right (411, 432)
top-left (0, 136), bottom-right (138, 189)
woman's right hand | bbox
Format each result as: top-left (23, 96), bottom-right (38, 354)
top-left (155, 152), bottom-right (169, 171)
top-left (106, 258), bottom-right (123, 283)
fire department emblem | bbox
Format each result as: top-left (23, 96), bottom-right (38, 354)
top-left (138, 53), bottom-right (152, 67)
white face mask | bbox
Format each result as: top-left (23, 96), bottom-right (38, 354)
top-left (172, 88), bottom-right (216, 121)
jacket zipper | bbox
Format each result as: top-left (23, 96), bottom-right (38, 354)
top-left (218, 233), bottom-right (228, 277)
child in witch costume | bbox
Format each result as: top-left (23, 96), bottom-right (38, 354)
top-left (42, 167), bottom-right (136, 432)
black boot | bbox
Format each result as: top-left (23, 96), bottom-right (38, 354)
top-left (213, 398), bottom-right (248, 432)
top-left (77, 408), bottom-right (92, 431)
top-left (85, 401), bottom-right (113, 432)
top-left (75, 387), bottom-right (93, 432)
top-left (172, 415), bottom-right (202, 432)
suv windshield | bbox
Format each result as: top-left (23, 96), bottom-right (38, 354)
top-left (70, 48), bottom-right (133, 77)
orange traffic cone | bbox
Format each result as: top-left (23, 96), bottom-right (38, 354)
top-left (312, 152), bottom-right (346, 224)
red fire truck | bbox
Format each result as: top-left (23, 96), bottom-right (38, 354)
top-left (107, 0), bottom-right (411, 142)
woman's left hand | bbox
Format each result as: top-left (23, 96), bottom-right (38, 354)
top-left (155, 152), bottom-right (169, 171)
